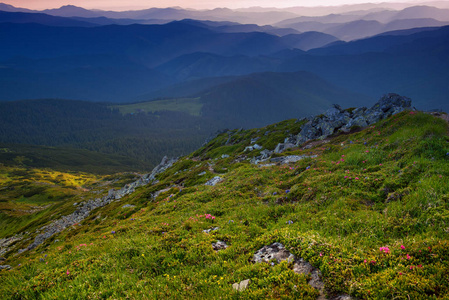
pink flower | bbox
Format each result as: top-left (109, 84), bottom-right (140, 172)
top-left (406, 254), bottom-right (411, 260)
top-left (319, 252), bottom-right (323, 257)
top-left (364, 259), bottom-right (367, 263)
top-left (66, 270), bottom-right (70, 275)
top-left (355, 177), bottom-right (359, 180)
top-left (400, 245), bottom-right (405, 250)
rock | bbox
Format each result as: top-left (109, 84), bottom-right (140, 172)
top-left (274, 142), bottom-right (295, 154)
top-left (270, 155), bottom-right (316, 164)
top-left (221, 154), bottom-right (230, 159)
top-left (122, 204), bottom-right (135, 209)
top-left (260, 149), bottom-right (273, 159)
top-left (205, 176), bottom-right (222, 186)
top-left (232, 279), bottom-right (250, 291)
top-left (253, 242), bottom-right (295, 264)
top-left (295, 93), bottom-right (413, 147)
top-left (198, 171), bottom-right (206, 176)
top-left (324, 104), bottom-right (343, 118)
top-left (203, 227), bottom-right (219, 234)
top-left (244, 144), bottom-right (262, 152)
top-left (144, 156), bottom-right (178, 183)
top-left (212, 240), bottom-right (228, 251)
top-left (251, 137), bottom-right (260, 144)
top-left (0, 265), bottom-right (11, 270)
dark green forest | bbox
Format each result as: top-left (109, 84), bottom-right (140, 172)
top-left (0, 99), bottom-right (223, 169)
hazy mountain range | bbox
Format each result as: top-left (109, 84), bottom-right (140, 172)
top-left (0, 2), bottom-right (448, 117)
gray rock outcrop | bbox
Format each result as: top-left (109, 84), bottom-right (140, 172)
top-left (205, 176), bottom-right (222, 186)
top-left (294, 93), bottom-right (412, 147)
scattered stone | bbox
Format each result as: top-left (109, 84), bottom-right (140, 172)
top-left (251, 137), bottom-right (260, 144)
top-left (232, 279), bottom-right (250, 292)
top-left (274, 142), bottom-right (295, 154)
top-left (198, 171), bottom-right (206, 176)
top-left (221, 154), bottom-right (230, 159)
top-left (205, 176), bottom-right (222, 186)
top-left (244, 144), bottom-right (263, 152)
top-left (0, 265), bottom-right (11, 270)
top-left (270, 155), bottom-right (316, 164)
top-left (253, 242), bottom-right (295, 264)
top-left (212, 240), bottom-right (228, 251)
top-left (203, 227), bottom-right (219, 234)
top-left (0, 234), bottom-right (24, 257)
top-left (122, 204), bottom-right (136, 209)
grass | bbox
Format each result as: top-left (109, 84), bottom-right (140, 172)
top-left (0, 143), bottom-right (151, 174)
top-left (111, 98), bottom-right (203, 116)
top-left (0, 111), bottom-right (448, 299)
top-left (0, 167), bottom-right (140, 239)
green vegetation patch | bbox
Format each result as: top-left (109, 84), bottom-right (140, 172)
top-left (112, 98), bottom-right (203, 116)
top-left (1, 112), bottom-right (448, 299)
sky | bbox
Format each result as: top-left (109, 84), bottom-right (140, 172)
top-left (2, 0), bottom-right (427, 10)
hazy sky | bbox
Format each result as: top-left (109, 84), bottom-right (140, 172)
top-left (3, 0), bottom-right (425, 10)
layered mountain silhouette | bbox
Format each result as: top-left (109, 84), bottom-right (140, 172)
top-left (0, 2), bottom-right (448, 112)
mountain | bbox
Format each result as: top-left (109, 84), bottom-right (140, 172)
top-left (197, 71), bottom-right (372, 127)
top-left (154, 52), bottom-right (279, 81)
top-left (278, 26), bottom-right (449, 112)
top-left (0, 2), bottom-right (32, 12)
top-left (0, 54), bottom-right (173, 102)
top-left (36, 5), bottom-right (299, 25)
top-left (275, 6), bottom-right (449, 40)
top-left (1, 95), bottom-right (448, 299)
top-left (42, 5), bottom-right (102, 18)
top-left (0, 11), bottom-right (97, 27)
top-left (280, 31), bottom-right (339, 50)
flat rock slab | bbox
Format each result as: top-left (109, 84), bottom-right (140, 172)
top-left (253, 242), bottom-right (295, 263)
top-left (232, 279), bottom-right (250, 292)
top-left (205, 176), bottom-right (223, 186)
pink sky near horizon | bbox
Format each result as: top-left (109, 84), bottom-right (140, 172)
top-left (2, 0), bottom-right (427, 10)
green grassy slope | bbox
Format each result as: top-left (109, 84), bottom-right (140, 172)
top-left (111, 98), bottom-right (203, 117)
top-left (1, 111), bottom-right (448, 299)
top-left (0, 166), bottom-right (140, 240)
top-left (0, 144), bottom-right (152, 174)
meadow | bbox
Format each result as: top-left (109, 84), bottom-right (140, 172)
top-left (0, 111), bottom-right (448, 299)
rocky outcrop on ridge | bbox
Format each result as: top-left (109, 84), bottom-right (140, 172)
top-left (275, 93), bottom-right (413, 153)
